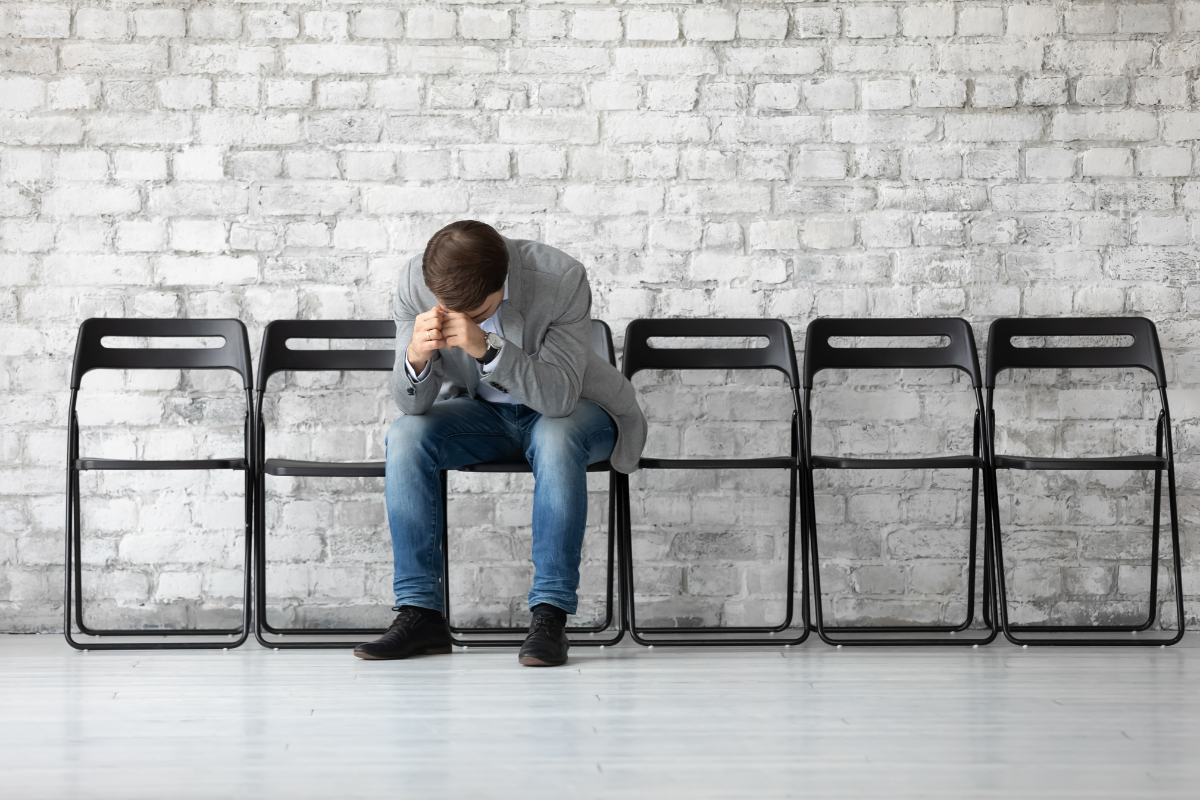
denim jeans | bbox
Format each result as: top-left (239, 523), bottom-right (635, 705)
top-left (384, 397), bottom-right (616, 616)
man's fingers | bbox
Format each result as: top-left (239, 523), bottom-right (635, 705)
top-left (416, 306), bottom-right (446, 326)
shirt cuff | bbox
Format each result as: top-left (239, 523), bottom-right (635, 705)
top-left (406, 355), bottom-right (432, 383)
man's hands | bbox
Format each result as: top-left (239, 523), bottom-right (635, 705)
top-left (406, 306), bottom-right (489, 374)
top-left (441, 311), bottom-right (488, 360)
top-left (406, 307), bottom-right (445, 374)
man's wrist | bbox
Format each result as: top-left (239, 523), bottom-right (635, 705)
top-left (474, 332), bottom-right (502, 363)
top-left (407, 348), bottom-right (427, 373)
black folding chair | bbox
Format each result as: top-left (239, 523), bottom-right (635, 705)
top-left (64, 318), bottom-right (254, 650)
top-left (254, 319), bottom-right (625, 649)
top-left (985, 317), bottom-right (1185, 646)
top-left (441, 320), bottom-right (626, 648)
top-left (619, 318), bottom-right (810, 646)
top-left (254, 320), bottom-right (395, 650)
top-left (802, 318), bottom-right (997, 646)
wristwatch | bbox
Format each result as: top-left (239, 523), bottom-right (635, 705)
top-left (477, 331), bottom-right (503, 365)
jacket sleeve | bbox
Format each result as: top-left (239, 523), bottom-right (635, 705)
top-left (388, 270), bottom-right (444, 416)
top-left (482, 263), bottom-right (590, 418)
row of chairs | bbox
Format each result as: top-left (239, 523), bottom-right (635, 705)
top-left (64, 315), bottom-right (1185, 651)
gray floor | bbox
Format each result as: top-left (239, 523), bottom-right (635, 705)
top-left (1, 635), bottom-right (1198, 799)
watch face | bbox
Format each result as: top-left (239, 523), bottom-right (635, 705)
top-left (487, 332), bottom-right (503, 349)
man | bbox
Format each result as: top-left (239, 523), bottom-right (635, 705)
top-left (354, 220), bottom-right (646, 667)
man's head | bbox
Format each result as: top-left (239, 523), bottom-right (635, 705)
top-left (423, 220), bottom-right (508, 321)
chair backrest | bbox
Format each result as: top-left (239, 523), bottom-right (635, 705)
top-left (257, 318), bottom-right (617, 391)
top-left (256, 319), bottom-right (396, 391)
top-left (985, 317), bottom-right (1166, 388)
top-left (622, 318), bottom-right (798, 386)
top-left (803, 317), bottom-right (982, 389)
top-left (591, 319), bottom-right (616, 367)
top-left (70, 318), bottom-right (252, 390)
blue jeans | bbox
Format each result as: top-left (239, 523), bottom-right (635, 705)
top-left (384, 397), bottom-right (616, 616)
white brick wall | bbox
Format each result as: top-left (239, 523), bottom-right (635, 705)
top-left (2, 1), bottom-right (1198, 633)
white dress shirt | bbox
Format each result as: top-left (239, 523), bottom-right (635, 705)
top-left (405, 280), bottom-right (514, 404)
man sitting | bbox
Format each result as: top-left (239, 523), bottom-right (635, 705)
top-left (354, 220), bottom-right (646, 667)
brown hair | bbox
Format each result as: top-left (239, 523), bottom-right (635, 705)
top-left (422, 220), bottom-right (509, 312)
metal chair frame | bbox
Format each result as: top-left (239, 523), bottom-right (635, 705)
top-left (440, 320), bottom-right (626, 648)
top-left (984, 316), bottom-right (1185, 647)
top-left (801, 317), bottom-right (998, 646)
top-left (253, 319), bottom-right (625, 649)
top-left (64, 318), bottom-right (254, 651)
top-left (253, 320), bottom-right (395, 650)
top-left (619, 318), bottom-right (811, 647)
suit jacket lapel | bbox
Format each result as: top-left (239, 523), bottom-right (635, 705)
top-left (503, 238), bottom-right (526, 352)
top-left (459, 348), bottom-right (479, 395)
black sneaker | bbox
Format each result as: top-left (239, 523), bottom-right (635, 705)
top-left (353, 606), bottom-right (452, 661)
top-left (518, 603), bottom-right (569, 667)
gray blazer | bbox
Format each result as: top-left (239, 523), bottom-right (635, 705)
top-left (389, 236), bottom-right (647, 474)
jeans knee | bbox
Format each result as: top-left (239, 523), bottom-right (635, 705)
top-left (527, 417), bottom-right (588, 468)
top-left (386, 414), bottom-right (436, 462)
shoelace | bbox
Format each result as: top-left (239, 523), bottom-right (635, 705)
top-left (387, 606), bottom-right (424, 633)
top-left (529, 611), bottom-right (560, 634)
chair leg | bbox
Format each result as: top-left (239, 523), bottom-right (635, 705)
top-left (991, 462), bottom-right (1184, 646)
top-left (624, 468), bottom-right (810, 647)
top-left (807, 464), bottom-right (997, 647)
top-left (444, 470), bottom-right (626, 648)
top-left (66, 467), bottom-right (253, 651)
top-left (253, 473), bottom-right (386, 650)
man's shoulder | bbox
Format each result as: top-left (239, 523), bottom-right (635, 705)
top-left (396, 251), bottom-right (433, 307)
top-left (509, 238), bottom-right (584, 279)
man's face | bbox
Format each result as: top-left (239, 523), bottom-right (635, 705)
top-left (440, 288), bottom-right (504, 325)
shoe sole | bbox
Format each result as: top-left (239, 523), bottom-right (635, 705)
top-left (518, 655), bottom-right (567, 667)
top-left (353, 645), bottom-right (453, 661)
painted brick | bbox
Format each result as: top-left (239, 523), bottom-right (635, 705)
top-left (1026, 148), bottom-right (1075, 179)
top-left (627, 11), bottom-right (678, 41)
top-left (1046, 42), bottom-right (1155, 74)
top-left (75, 9), bottom-right (130, 40)
top-left (959, 7), bottom-right (1004, 36)
top-left (1007, 5), bottom-right (1058, 37)
top-left (1051, 111), bottom-right (1158, 142)
top-left (571, 9), bottom-right (622, 42)
top-left (284, 45), bottom-right (388, 75)
top-left (845, 7), bottom-right (899, 39)
top-left (461, 9), bottom-right (510, 40)
top-left (902, 5), bottom-right (955, 38)
top-left (1022, 77), bottom-right (1068, 106)
top-left (916, 75), bottom-right (967, 108)
top-left (737, 10), bottom-right (787, 40)
top-left (863, 79), bottom-right (911, 110)
top-left (1137, 147), bottom-right (1191, 177)
top-left (1066, 6), bottom-right (1117, 34)
top-left (973, 76), bottom-right (1017, 108)
top-left (805, 79), bottom-right (856, 110)
top-left (189, 7), bottom-right (242, 39)
top-left (247, 10), bottom-right (298, 41)
top-left (15, 7), bottom-right (71, 38)
top-left (1081, 148), bottom-right (1134, 178)
top-left (683, 9), bottom-right (736, 41)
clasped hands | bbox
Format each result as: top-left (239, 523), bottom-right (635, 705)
top-left (407, 306), bottom-right (488, 373)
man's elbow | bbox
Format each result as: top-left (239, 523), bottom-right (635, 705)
top-left (541, 382), bottom-right (581, 418)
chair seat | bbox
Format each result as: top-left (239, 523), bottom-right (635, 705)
top-left (994, 454), bottom-right (1168, 471)
top-left (810, 455), bottom-right (984, 470)
top-left (75, 458), bottom-right (247, 471)
top-left (264, 459), bottom-right (384, 477)
top-left (458, 460), bottom-right (613, 474)
top-left (639, 456), bottom-right (795, 470)
top-left (264, 459), bottom-right (616, 477)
